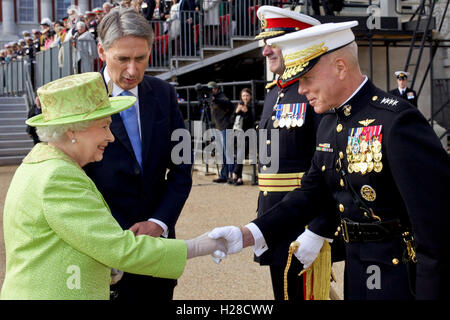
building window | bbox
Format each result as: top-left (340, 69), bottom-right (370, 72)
top-left (18, 0), bottom-right (36, 23)
top-left (92, 0), bottom-right (105, 9)
top-left (56, 0), bottom-right (74, 21)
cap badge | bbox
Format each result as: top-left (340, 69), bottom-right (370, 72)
top-left (260, 14), bottom-right (267, 30)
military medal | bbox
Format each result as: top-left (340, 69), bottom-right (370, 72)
top-left (273, 105), bottom-right (282, 129)
top-left (291, 118), bottom-right (297, 127)
top-left (279, 117), bottom-right (286, 128)
top-left (360, 162), bottom-right (368, 175)
top-left (346, 125), bottom-right (383, 175)
top-left (372, 139), bottom-right (381, 153)
top-left (374, 161), bottom-right (383, 172)
top-left (360, 185), bottom-right (376, 202)
top-left (285, 117), bottom-right (291, 129)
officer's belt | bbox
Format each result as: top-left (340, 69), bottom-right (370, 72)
top-left (341, 218), bottom-right (404, 243)
top-left (258, 172), bottom-right (304, 192)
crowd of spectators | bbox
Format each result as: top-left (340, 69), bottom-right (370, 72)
top-left (0, 1), bottom-right (327, 66)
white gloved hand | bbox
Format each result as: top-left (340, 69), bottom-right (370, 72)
top-left (208, 226), bottom-right (243, 254)
top-left (185, 232), bottom-right (227, 259)
top-left (110, 268), bottom-right (124, 285)
top-left (294, 229), bottom-right (324, 268)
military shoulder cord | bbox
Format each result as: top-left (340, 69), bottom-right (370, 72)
top-left (284, 241), bottom-right (334, 300)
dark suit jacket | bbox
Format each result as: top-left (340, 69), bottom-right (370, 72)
top-left (142, 0), bottom-right (156, 21)
top-left (389, 87), bottom-right (418, 107)
top-left (84, 73), bottom-right (193, 239)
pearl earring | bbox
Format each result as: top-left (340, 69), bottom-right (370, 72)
top-left (71, 139), bottom-right (76, 144)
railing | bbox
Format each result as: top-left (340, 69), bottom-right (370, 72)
top-left (175, 80), bottom-right (269, 130)
top-left (430, 78), bottom-right (450, 130)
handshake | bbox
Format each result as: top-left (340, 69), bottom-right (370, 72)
top-left (185, 226), bottom-right (327, 268)
top-left (184, 226), bottom-right (244, 263)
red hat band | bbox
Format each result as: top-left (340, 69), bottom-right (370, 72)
top-left (265, 18), bottom-right (313, 31)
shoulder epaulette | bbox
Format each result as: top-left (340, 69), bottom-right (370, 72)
top-left (265, 80), bottom-right (277, 90)
top-left (369, 92), bottom-right (410, 113)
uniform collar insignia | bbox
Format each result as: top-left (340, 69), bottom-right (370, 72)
top-left (380, 97), bottom-right (399, 106)
top-left (358, 119), bottom-right (376, 126)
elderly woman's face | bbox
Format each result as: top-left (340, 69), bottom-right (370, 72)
top-left (73, 117), bottom-right (114, 166)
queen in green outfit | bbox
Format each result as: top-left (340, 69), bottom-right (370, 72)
top-left (1, 72), bottom-right (225, 300)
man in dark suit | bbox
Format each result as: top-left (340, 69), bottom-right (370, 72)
top-left (84, 8), bottom-right (192, 300)
top-left (389, 71), bottom-right (418, 108)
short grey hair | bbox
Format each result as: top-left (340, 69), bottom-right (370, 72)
top-left (76, 21), bottom-right (86, 30)
top-left (97, 8), bottom-right (153, 50)
top-left (36, 120), bottom-right (94, 143)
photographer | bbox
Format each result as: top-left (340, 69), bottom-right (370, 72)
top-left (207, 81), bottom-right (235, 183)
top-left (230, 88), bottom-right (254, 186)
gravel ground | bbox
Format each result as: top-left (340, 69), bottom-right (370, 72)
top-left (0, 165), bottom-right (343, 300)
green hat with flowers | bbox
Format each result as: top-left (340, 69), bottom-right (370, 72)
top-left (26, 72), bottom-right (136, 127)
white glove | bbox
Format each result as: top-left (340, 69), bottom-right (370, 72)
top-left (110, 268), bottom-right (124, 285)
top-left (208, 226), bottom-right (243, 254)
top-left (294, 229), bottom-right (324, 268)
top-left (185, 232), bottom-right (227, 259)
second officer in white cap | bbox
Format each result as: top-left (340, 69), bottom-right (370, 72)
top-left (251, 5), bottom-right (327, 301)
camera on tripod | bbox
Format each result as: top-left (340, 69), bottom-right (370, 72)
top-left (194, 83), bottom-right (213, 102)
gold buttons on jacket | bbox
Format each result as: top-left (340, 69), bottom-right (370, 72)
top-left (263, 191), bottom-right (268, 196)
top-left (392, 258), bottom-right (399, 265)
top-left (266, 140), bottom-right (271, 145)
top-left (339, 151), bottom-right (344, 159)
top-left (340, 178), bottom-right (345, 187)
top-left (336, 124), bottom-right (343, 133)
top-left (372, 96), bottom-right (378, 101)
top-left (339, 204), bottom-right (345, 212)
top-left (279, 93), bottom-right (285, 98)
top-left (321, 165), bottom-right (326, 172)
top-left (262, 165), bottom-right (267, 171)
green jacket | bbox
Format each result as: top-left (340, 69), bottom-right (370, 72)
top-left (1, 143), bottom-right (187, 300)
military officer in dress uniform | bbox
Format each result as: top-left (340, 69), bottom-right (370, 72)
top-left (251, 6), bottom-right (326, 300)
top-left (389, 71), bottom-right (418, 108)
top-left (209, 21), bottom-right (450, 300)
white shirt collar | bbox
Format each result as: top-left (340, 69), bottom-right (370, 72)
top-left (104, 66), bottom-right (138, 97)
top-left (337, 75), bottom-right (368, 109)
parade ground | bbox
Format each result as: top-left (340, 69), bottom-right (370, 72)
top-left (0, 165), bottom-right (343, 300)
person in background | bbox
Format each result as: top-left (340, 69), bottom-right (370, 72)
top-left (103, 2), bottom-right (114, 14)
top-left (389, 71), bottom-right (418, 108)
top-left (230, 87), bottom-right (254, 186)
top-left (208, 81), bottom-right (235, 184)
top-left (26, 96), bottom-right (42, 145)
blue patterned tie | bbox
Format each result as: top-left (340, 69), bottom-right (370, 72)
top-left (119, 91), bottom-right (142, 168)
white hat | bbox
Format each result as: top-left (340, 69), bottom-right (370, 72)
top-left (40, 17), bottom-right (52, 26)
top-left (267, 21), bottom-right (358, 82)
top-left (394, 71), bottom-right (409, 79)
top-left (255, 6), bottom-right (320, 40)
